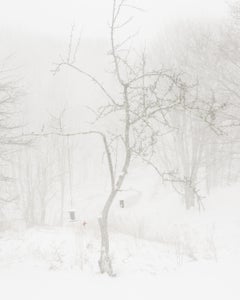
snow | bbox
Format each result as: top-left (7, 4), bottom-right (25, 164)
top-left (0, 185), bottom-right (240, 299)
top-left (0, 260), bottom-right (239, 300)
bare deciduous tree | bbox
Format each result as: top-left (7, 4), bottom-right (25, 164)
top-left (52, 0), bottom-right (185, 275)
top-left (0, 61), bottom-right (30, 219)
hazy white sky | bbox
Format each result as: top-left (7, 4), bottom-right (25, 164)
top-left (1, 0), bottom-right (228, 38)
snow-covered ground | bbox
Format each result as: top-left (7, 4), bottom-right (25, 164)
top-left (1, 261), bottom-right (239, 300)
top-left (0, 185), bottom-right (240, 300)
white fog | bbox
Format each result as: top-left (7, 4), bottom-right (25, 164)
top-left (0, 1), bottom-right (239, 299)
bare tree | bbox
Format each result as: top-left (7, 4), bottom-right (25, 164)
top-left (148, 19), bottom-right (239, 206)
top-left (14, 148), bottom-right (37, 226)
top-left (49, 110), bottom-right (68, 226)
top-left (0, 60), bottom-right (30, 218)
top-left (51, 0), bottom-right (185, 275)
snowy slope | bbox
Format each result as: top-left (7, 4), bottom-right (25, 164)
top-left (0, 185), bottom-right (240, 299)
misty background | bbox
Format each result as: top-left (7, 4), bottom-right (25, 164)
top-left (0, 0), bottom-right (240, 299)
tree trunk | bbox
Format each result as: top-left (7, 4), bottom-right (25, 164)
top-left (98, 216), bottom-right (114, 276)
top-left (60, 179), bottom-right (65, 226)
top-left (97, 188), bottom-right (118, 276)
top-left (40, 197), bottom-right (46, 225)
top-left (25, 197), bottom-right (34, 227)
top-left (184, 183), bottom-right (195, 209)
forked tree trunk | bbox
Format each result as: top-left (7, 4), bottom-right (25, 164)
top-left (97, 85), bottom-right (131, 276)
